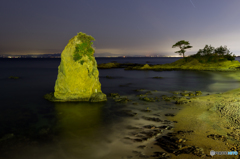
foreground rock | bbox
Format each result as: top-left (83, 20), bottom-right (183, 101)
top-left (155, 133), bottom-right (206, 157)
top-left (44, 32), bottom-right (107, 102)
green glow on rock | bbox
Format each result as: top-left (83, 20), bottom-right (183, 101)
top-left (44, 32), bottom-right (107, 102)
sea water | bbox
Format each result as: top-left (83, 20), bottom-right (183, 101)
top-left (0, 57), bottom-right (240, 159)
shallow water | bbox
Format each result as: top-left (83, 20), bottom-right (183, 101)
top-left (0, 57), bottom-right (240, 159)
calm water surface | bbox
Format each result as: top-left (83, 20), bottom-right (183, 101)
top-left (0, 57), bottom-right (240, 159)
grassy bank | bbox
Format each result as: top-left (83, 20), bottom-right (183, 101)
top-left (126, 57), bottom-right (240, 71)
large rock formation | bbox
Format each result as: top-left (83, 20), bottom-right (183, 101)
top-left (45, 32), bottom-right (107, 102)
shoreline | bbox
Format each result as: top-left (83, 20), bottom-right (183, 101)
top-left (160, 73), bottom-right (240, 158)
top-left (97, 58), bottom-right (240, 72)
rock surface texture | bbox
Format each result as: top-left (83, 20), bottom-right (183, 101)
top-left (45, 32), bottom-right (107, 102)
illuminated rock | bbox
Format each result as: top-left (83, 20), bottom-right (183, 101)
top-left (45, 32), bottom-right (107, 102)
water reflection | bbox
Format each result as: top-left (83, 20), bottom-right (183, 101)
top-left (53, 102), bottom-right (106, 158)
top-left (207, 72), bottom-right (240, 92)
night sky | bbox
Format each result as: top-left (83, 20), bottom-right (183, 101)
top-left (1, 0), bottom-right (240, 57)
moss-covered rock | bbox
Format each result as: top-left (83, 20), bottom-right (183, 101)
top-left (115, 97), bottom-right (131, 103)
top-left (142, 64), bottom-right (151, 69)
top-left (175, 99), bottom-right (189, 104)
top-left (195, 91), bottom-right (202, 96)
top-left (140, 97), bottom-right (155, 102)
top-left (189, 93), bottom-right (195, 96)
top-left (109, 93), bottom-right (120, 98)
top-left (97, 62), bottom-right (120, 68)
top-left (45, 32), bottom-right (107, 102)
top-left (162, 95), bottom-right (179, 101)
top-left (137, 94), bottom-right (147, 97)
top-left (180, 92), bottom-right (189, 96)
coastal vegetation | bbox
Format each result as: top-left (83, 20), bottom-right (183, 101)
top-left (134, 44), bottom-right (239, 71)
top-left (188, 44), bottom-right (236, 62)
top-left (98, 43), bottom-right (239, 71)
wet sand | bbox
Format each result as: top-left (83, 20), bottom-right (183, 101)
top-left (162, 84), bottom-right (240, 157)
top-left (131, 71), bottom-right (240, 159)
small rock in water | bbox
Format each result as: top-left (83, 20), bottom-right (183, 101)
top-left (116, 110), bottom-right (137, 117)
top-left (142, 116), bottom-right (162, 122)
top-left (151, 151), bottom-right (170, 158)
top-left (139, 97), bottom-right (155, 102)
top-left (135, 89), bottom-right (145, 92)
top-left (137, 145), bottom-right (147, 149)
top-left (134, 139), bottom-right (143, 142)
top-left (180, 92), bottom-right (189, 96)
top-left (8, 76), bottom-right (20, 79)
top-left (162, 120), bottom-right (172, 124)
top-left (140, 130), bottom-right (163, 139)
top-left (195, 91), bottom-right (202, 96)
top-left (109, 93), bottom-right (120, 97)
top-left (140, 109), bottom-right (151, 112)
top-left (171, 91), bottom-right (179, 94)
top-left (106, 75), bottom-right (114, 79)
top-left (159, 125), bottom-right (174, 130)
top-left (165, 113), bottom-right (175, 117)
top-left (126, 125), bottom-right (141, 130)
top-left (207, 134), bottom-right (227, 141)
top-left (115, 97), bottom-right (131, 103)
top-left (153, 76), bottom-right (163, 79)
top-left (175, 100), bottom-right (189, 104)
top-left (143, 125), bottom-right (156, 129)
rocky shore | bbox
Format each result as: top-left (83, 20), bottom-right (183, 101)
top-left (2, 86), bottom-right (240, 158)
top-left (145, 71), bottom-right (240, 159)
top-left (107, 89), bottom-right (218, 158)
top-left (107, 71), bottom-right (240, 158)
top-left (163, 87), bottom-right (240, 159)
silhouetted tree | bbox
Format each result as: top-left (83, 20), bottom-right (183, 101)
top-left (172, 40), bottom-right (192, 57)
top-left (196, 45), bottom-right (215, 56)
top-left (191, 44), bottom-right (236, 62)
